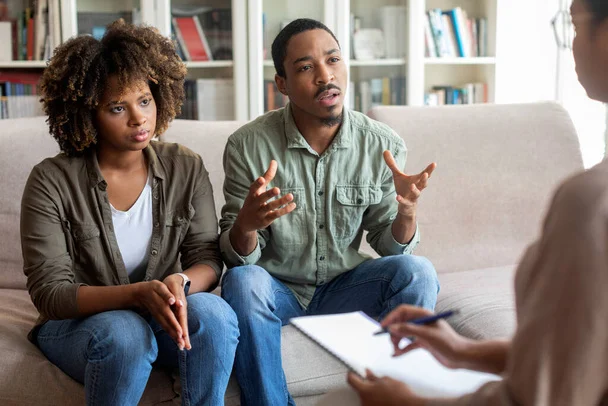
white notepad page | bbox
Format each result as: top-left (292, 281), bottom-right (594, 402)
top-left (290, 311), bottom-right (501, 398)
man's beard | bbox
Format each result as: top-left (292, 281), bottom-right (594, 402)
top-left (320, 108), bottom-right (343, 127)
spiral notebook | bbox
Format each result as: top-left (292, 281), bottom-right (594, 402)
top-left (290, 311), bottom-right (501, 398)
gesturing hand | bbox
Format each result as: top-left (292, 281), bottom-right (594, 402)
top-left (234, 160), bottom-right (296, 233)
top-left (383, 151), bottom-right (436, 218)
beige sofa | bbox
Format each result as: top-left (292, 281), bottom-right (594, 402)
top-left (0, 102), bottom-right (583, 405)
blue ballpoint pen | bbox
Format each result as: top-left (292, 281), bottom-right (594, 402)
top-left (373, 309), bottom-right (459, 335)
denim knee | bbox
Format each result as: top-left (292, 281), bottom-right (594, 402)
top-left (187, 293), bottom-right (239, 339)
top-left (390, 255), bottom-right (440, 293)
top-left (87, 310), bottom-right (158, 363)
top-left (221, 265), bottom-right (274, 308)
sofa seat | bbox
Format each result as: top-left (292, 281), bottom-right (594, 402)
top-left (0, 286), bottom-right (351, 405)
top-left (436, 266), bottom-right (516, 340)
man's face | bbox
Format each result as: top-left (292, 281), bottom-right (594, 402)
top-left (571, 0), bottom-right (608, 102)
top-left (276, 28), bottom-right (347, 126)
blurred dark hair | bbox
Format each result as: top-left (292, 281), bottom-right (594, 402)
top-left (585, 0), bottom-right (608, 23)
top-left (271, 18), bottom-right (339, 78)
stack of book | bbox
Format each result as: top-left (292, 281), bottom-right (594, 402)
top-left (171, 7), bottom-right (233, 61)
top-left (0, 0), bottom-right (62, 62)
top-left (0, 71), bottom-right (44, 119)
top-left (424, 7), bottom-right (487, 58)
top-left (350, 77), bottom-right (406, 114)
top-left (425, 83), bottom-right (488, 105)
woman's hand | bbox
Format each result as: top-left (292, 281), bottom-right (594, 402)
top-left (163, 273), bottom-right (191, 350)
top-left (382, 305), bottom-right (473, 369)
top-left (133, 280), bottom-right (185, 348)
top-left (348, 369), bottom-right (424, 406)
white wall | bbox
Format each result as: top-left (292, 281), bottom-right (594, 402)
top-left (495, 0), bottom-right (558, 103)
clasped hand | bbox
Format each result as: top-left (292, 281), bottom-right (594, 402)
top-left (134, 275), bottom-right (190, 351)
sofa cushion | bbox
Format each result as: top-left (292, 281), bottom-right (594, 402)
top-left (0, 288), bottom-right (181, 405)
top-left (436, 265), bottom-right (517, 340)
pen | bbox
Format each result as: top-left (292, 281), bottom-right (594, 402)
top-left (373, 309), bottom-right (459, 335)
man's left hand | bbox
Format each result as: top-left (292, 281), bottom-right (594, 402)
top-left (383, 150), bottom-right (436, 218)
top-left (347, 369), bottom-right (424, 406)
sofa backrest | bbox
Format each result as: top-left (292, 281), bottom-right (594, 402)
top-left (159, 119), bottom-right (246, 217)
top-left (0, 116), bottom-right (60, 289)
top-left (368, 102), bottom-right (584, 274)
top-left (1, 102), bottom-right (584, 290)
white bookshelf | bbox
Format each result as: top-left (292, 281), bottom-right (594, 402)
top-left (0, 61), bottom-right (48, 68)
top-left (0, 0), bottom-right (503, 119)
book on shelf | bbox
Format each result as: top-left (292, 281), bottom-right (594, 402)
top-left (172, 16), bottom-right (213, 62)
top-left (425, 82), bottom-right (488, 106)
top-left (0, 21), bottom-right (11, 61)
top-left (425, 8), bottom-right (488, 59)
top-left (0, 71), bottom-right (44, 119)
top-left (264, 80), bottom-right (287, 112)
top-left (198, 8), bottom-right (232, 60)
top-left (351, 76), bottom-right (406, 114)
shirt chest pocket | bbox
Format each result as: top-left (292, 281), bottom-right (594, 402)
top-left (269, 187), bottom-right (308, 247)
top-left (162, 206), bottom-right (194, 263)
top-left (334, 185), bottom-right (382, 240)
top-left (66, 221), bottom-right (104, 276)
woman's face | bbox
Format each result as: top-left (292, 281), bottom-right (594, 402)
top-left (95, 76), bottom-right (157, 154)
top-left (572, 0), bottom-right (608, 102)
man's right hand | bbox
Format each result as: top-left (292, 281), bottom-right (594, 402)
top-left (233, 160), bottom-right (296, 234)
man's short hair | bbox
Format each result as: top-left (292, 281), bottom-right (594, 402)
top-left (271, 18), bottom-right (340, 78)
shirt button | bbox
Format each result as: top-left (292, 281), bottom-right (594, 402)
top-left (357, 198), bottom-right (363, 204)
top-left (151, 249), bottom-right (158, 256)
top-left (318, 191), bottom-right (324, 196)
top-left (319, 224), bottom-right (324, 229)
top-left (319, 256), bottom-right (325, 261)
top-left (154, 222), bottom-right (160, 228)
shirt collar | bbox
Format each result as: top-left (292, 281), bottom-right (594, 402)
top-left (283, 103), bottom-right (352, 151)
top-left (85, 143), bottom-right (165, 189)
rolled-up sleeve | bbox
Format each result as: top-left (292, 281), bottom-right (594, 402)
top-left (21, 165), bottom-right (83, 320)
top-left (219, 139), bottom-right (269, 268)
top-left (179, 157), bottom-right (223, 280)
top-left (363, 140), bottom-right (420, 256)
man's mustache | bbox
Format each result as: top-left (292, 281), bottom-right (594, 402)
top-left (315, 84), bottom-right (341, 99)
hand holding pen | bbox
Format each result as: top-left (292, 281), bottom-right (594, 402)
top-left (373, 309), bottom-right (458, 335)
top-left (378, 305), bottom-right (473, 369)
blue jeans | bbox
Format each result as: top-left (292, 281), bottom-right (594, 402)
top-left (221, 255), bottom-right (439, 406)
top-left (36, 293), bottom-right (239, 406)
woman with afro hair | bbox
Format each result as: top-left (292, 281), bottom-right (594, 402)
top-left (20, 19), bottom-right (238, 405)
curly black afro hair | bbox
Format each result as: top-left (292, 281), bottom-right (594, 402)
top-left (40, 19), bottom-right (187, 156)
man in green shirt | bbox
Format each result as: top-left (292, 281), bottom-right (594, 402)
top-left (219, 18), bottom-right (438, 405)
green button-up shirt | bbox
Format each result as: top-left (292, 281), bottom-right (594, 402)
top-left (219, 105), bottom-right (420, 307)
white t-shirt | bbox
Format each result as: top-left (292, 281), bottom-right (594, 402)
top-left (110, 176), bottom-right (153, 283)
